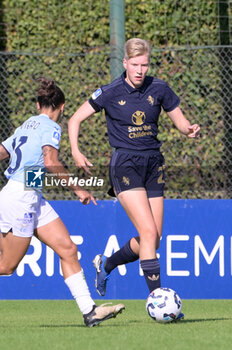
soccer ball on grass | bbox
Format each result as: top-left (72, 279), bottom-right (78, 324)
top-left (146, 287), bottom-right (182, 323)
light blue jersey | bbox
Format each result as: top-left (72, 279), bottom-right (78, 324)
top-left (1, 114), bottom-right (61, 183)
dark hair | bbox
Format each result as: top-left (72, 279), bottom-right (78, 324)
top-left (36, 77), bottom-right (65, 110)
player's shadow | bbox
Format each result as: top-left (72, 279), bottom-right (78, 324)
top-left (38, 324), bottom-right (88, 328)
top-left (126, 317), bottom-right (232, 325)
top-left (35, 316), bottom-right (232, 328)
top-left (176, 317), bottom-right (232, 324)
top-left (10, 317), bottom-right (232, 329)
top-left (38, 322), bottom-right (124, 328)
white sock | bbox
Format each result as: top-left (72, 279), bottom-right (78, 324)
top-left (64, 269), bottom-right (95, 315)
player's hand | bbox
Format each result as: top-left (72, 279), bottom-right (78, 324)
top-left (76, 189), bottom-right (97, 205)
top-left (188, 124), bottom-right (200, 138)
top-left (72, 150), bottom-right (93, 175)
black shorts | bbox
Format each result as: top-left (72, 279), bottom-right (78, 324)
top-left (109, 148), bottom-right (165, 198)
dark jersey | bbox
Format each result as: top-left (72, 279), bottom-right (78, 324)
top-left (89, 72), bottom-right (180, 150)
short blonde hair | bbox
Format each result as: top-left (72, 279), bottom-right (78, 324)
top-left (124, 38), bottom-right (151, 59)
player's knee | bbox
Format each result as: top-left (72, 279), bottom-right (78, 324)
top-left (141, 228), bottom-right (157, 245)
top-left (61, 240), bottom-right (78, 260)
top-left (69, 241), bottom-right (78, 257)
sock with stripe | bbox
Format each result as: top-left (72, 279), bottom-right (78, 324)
top-left (140, 258), bottom-right (161, 292)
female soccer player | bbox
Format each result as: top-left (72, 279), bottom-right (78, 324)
top-left (68, 38), bottom-right (200, 318)
top-left (0, 77), bottom-right (124, 327)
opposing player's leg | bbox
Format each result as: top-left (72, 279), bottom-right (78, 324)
top-left (94, 195), bottom-right (164, 296)
top-left (0, 231), bottom-right (31, 275)
top-left (35, 217), bottom-right (82, 278)
top-left (94, 189), bottom-right (162, 295)
top-left (36, 217), bottom-right (125, 326)
top-left (117, 188), bottom-right (161, 292)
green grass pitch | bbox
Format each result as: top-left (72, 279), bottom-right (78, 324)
top-left (0, 300), bottom-right (231, 350)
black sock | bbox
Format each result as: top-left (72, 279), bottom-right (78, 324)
top-left (104, 239), bottom-right (139, 274)
top-left (140, 258), bottom-right (161, 292)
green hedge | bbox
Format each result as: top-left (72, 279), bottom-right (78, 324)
top-left (1, 0), bottom-right (229, 198)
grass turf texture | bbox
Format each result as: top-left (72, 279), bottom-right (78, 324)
top-left (0, 300), bottom-right (231, 350)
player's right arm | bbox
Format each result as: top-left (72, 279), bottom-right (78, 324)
top-left (68, 101), bottom-right (96, 174)
top-left (43, 145), bottom-right (96, 205)
top-left (0, 144), bottom-right (10, 161)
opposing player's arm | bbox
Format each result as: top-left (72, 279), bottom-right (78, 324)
top-left (0, 144), bottom-right (9, 161)
top-left (68, 101), bottom-right (96, 173)
top-left (42, 145), bottom-right (96, 205)
top-left (167, 107), bottom-right (200, 138)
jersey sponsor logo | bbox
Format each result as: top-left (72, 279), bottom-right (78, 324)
top-left (52, 131), bottom-right (61, 144)
top-left (92, 88), bottom-right (102, 100)
top-left (131, 110), bottom-right (146, 126)
top-left (118, 100), bottom-right (126, 105)
top-left (128, 123), bottom-right (153, 139)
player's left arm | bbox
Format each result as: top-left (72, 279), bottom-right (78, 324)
top-left (0, 144), bottom-right (9, 161)
top-left (167, 106), bottom-right (200, 138)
